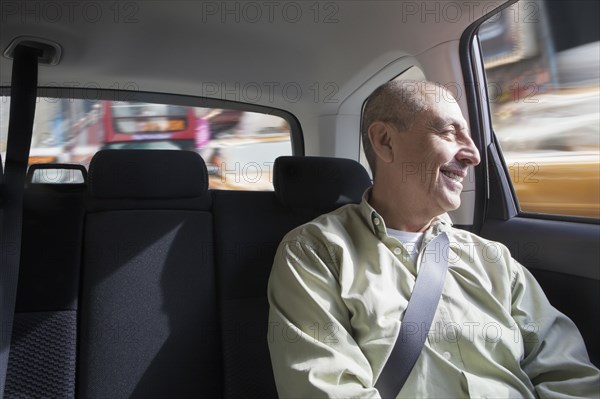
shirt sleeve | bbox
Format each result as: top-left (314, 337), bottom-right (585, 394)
top-left (267, 235), bottom-right (381, 398)
top-left (510, 259), bottom-right (600, 398)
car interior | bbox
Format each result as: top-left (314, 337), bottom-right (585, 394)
top-left (1, 0), bottom-right (598, 398)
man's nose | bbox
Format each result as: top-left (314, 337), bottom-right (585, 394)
top-left (457, 134), bottom-right (481, 166)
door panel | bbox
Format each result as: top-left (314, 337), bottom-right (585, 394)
top-left (480, 217), bottom-right (600, 366)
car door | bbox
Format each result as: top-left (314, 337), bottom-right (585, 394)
top-left (462, 0), bottom-right (599, 365)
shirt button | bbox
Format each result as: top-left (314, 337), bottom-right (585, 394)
top-left (374, 218), bottom-right (380, 226)
top-left (393, 248), bottom-right (402, 255)
top-left (443, 351), bottom-right (452, 360)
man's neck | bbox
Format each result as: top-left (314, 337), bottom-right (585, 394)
top-left (369, 184), bottom-right (435, 233)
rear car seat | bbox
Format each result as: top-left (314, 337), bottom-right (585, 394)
top-left (212, 155), bottom-right (371, 398)
top-left (78, 150), bottom-right (222, 398)
top-left (5, 152), bottom-right (371, 398)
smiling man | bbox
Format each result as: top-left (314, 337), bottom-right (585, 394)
top-left (363, 80), bottom-right (479, 233)
top-left (267, 80), bottom-right (599, 398)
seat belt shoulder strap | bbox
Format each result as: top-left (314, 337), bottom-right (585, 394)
top-left (0, 45), bottom-right (40, 397)
top-left (375, 232), bottom-right (450, 399)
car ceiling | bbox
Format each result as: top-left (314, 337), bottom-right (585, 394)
top-left (2, 0), bottom-right (508, 115)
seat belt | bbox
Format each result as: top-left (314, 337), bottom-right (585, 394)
top-left (375, 232), bottom-right (450, 399)
top-left (0, 45), bottom-right (41, 397)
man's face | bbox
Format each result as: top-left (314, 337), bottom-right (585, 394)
top-left (389, 92), bottom-right (481, 215)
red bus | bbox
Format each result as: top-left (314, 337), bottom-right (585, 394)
top-left (101, 101), bottom-right (197, 150)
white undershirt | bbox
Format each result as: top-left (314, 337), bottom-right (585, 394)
top-left (386, 228), bottom-right (424, 266)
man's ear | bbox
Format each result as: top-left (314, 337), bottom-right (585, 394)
top-left (368, 121), bottom-right (394, 164)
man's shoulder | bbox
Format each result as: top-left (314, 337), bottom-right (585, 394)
top-left (446, 225), bottom-right (518, 275)
top-left (281, 203), bottom-right (364, 245)
top-left (447, 226), bottom-right (510, 251)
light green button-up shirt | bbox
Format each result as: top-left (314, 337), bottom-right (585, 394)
top-left (267, 191), bottom-right (599, 398)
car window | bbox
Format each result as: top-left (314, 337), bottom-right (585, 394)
top-left (479, 0), bottom-right (599, 218)
top-left (0, 97), bottom-right (292, 190)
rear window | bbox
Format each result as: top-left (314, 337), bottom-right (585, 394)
top-left (0, 97), bottom-right (293, 190)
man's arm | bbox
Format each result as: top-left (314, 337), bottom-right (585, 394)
top-left (510, 260), bottom-right (600, 398)
top-left (268, 236), bottom-right (380, 398)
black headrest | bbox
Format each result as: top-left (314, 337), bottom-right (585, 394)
top-left (89, 150), bottom-right (208, 200)
top-left (274, 156), bottom-right (372, 210)
top-left (27, 163), bottom-right (88, 185)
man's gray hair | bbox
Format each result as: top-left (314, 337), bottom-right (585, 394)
top-left (361, 80), bottom-right (448, 177)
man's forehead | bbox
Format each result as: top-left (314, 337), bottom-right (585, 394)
top-left (422, 100), bottom-right (469, 129)
top-left (429, 114), bottom-right (468, 128)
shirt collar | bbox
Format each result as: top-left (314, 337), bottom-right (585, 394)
top-left (358, 188), bottom-right (453, 239)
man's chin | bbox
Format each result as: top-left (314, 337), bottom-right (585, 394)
top-left (441, 195), bottom-right (461, 213)
top-left (435, 186), bottom-right (463, 212)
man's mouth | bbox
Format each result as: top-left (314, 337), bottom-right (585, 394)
top-left (440, 169), bottom-right (464, 183)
